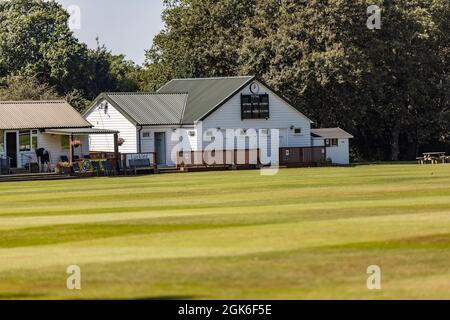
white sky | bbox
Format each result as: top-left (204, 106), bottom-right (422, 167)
top-left (56, 0), bottom-right (165, 65)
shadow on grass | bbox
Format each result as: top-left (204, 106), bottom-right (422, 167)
top-left (0, 292), bottom-right (47, 299)
top-left (133, 295), bottom-right (200, 300)
top-left (74, 295), bottom-right (200, 301)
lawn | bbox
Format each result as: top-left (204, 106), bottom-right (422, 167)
top-left (0, 164), bottom-right (450, 300)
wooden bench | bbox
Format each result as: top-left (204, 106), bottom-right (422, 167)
top-left (416, 157), bottom-right (425, 165)
top-left (128, 158), bottom-right (154, 175)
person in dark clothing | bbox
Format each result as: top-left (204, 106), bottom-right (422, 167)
top-left (35, 148), bottom-right (45, 172)
top-left (35, 148), bottom-right (51, 172)
top-left (41, 149), bottom-right (51, 172)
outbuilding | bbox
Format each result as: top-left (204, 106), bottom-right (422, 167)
top-left (0, 100), bottom-right (118, 173)
top-left (311, 128), bottom-right (354, 165)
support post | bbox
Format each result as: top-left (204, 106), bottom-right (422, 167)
top-left (114, 133), bottom-right (120, 172)
top-left (69, 134), bottom-right (74, 163)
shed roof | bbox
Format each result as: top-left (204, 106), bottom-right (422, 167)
top-left (0, 100), bottom-right (91, 130)
top-left (311, 128), bottom-right (354, 139)
top-left (157, 76), bottom-right (255, 124)
top-left (87, 92), bottom-right (189, 126)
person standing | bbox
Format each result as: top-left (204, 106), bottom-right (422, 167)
top-left (42, 149), bottom-right (51, 173)
top-left (35, 147), bottom-right (45, 173)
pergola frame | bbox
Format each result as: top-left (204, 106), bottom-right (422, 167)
top-left (44, 128), bottom-right (121, 169)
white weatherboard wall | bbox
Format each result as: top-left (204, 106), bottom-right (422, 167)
top-left (200, 81), bottom-right (312, 150)
top-left (86, 100), bottom-right (137, 153)
top-left (1, 130), bottom-right (89, 168)
top-left (313, 138), bottom-right (350, 165)
top-left (139, 127), bottom-right (194, 166)
top-left (38, 133), bottom-right (89, 166)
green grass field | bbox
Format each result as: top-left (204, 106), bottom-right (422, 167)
top-left (1, 164), bottom-right (450, 300)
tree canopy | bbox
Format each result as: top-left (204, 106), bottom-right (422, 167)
top-left (144, 0), bottom-right (449, 160)
top-left (0, 0), bottom-right (140, 111)
top-left (0, 0), bottom-right (447, 160)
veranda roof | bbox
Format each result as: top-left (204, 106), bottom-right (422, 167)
top-left (0, 100), bottom-right (92, 130)
top-left (44, 128), bottom-right (119, 135)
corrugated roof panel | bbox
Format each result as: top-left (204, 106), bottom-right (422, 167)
top-left (158, 76), bottom-right (254, 124)
top-left (104, 93), bottom-right (188, 125)
top-left (0, 100), bottom-right (92, 130)
top-left (45, 128), bottom-right (119, 135)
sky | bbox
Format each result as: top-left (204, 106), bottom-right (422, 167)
top-left (56, 0), bottom-right (165, 65)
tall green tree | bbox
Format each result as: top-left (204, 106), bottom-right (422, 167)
top-left (144, 0), bottom-right (449, 160)
top-left (142, 0), bottom-right (256, 90)
top-left (0, 0), bottom-right (140, 110)
top-left (0, 0), bottom-right (86, 93)
top-left (239, 0), bottom-right (449, 160)
top-left (0, 74), bottom-right (60, 101)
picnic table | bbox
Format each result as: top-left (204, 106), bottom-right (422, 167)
top-left (417, 152), bottom-right (448, 164)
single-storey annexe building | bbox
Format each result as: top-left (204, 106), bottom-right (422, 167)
top-left (0, 100), bottom-right (118, 172)
top-left (85, 76), bottom-right (353, 166)
top-left (312, 128), bottom-right (354, 165)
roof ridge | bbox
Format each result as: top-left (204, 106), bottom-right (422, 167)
top-left (104, 92), bottom-right (188, 95)
top-left (0, 100), bottom-right (66, 104)
top-left (170, 75), bottom-right (254, 81)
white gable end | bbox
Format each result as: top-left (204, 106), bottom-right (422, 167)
top-left (200, 80), bottom-right (312, 148)
top-left (85, 100), bottom-right (138, 153)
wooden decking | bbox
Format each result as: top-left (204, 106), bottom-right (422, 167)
top-left (0, 172), bottom-right (79, 183)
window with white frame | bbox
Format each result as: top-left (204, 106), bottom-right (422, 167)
top-left (325, 138), bottom-right (339, 147)
top-left (61, 135), bottom-right (70, 150)
top-left (31, 131), bottom-right (38, 150)
top-left (294, 128), bottom-right (302, 135)
top-left (19, 130), bottom-right (31, 151)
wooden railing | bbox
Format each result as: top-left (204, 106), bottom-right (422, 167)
top-left (279, 147), bottom-right (326, 165)
top-left (177, 149), bottom-right (260, 168)
top-left (177, 147), bottom-right (326, 168)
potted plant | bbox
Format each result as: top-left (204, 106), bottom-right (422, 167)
top-left (117, 137), bottom-right (125, 146)
top-left (71, 139), bottom-right (81, 148)
top-left (56, 162), bottom-right (72, 175)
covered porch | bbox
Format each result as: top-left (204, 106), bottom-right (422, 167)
top-left (43, 128), bottom-right (121, 175)
top-left (0, 128), bottom-right (120, 175)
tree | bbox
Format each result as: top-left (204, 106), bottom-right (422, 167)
top-left (143, 0), bottom-right (449, 160)
top-left (0, 0), bottom-right (86, 93)
top-left (238, 0), bottom-right (449, 160)
top-left (142, 0), bottom-right (256, 90)
top-left (0, 0), bottom-right (140, 105)
top-left (0, 74), bottom-right (60, 101)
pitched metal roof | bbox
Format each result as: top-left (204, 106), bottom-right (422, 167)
top-left (86, 76), bottom-right (312, 126)
top-left (157, 76), bottom-right (255, 124)
top-left (311, 128), bottom-right (354, 139)
top-left (90, 92), bottom-right (189, 126)
top-left (45, 128), bottom-right (119, 135)
top-left (0, 100), bottom-right (92, 130)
